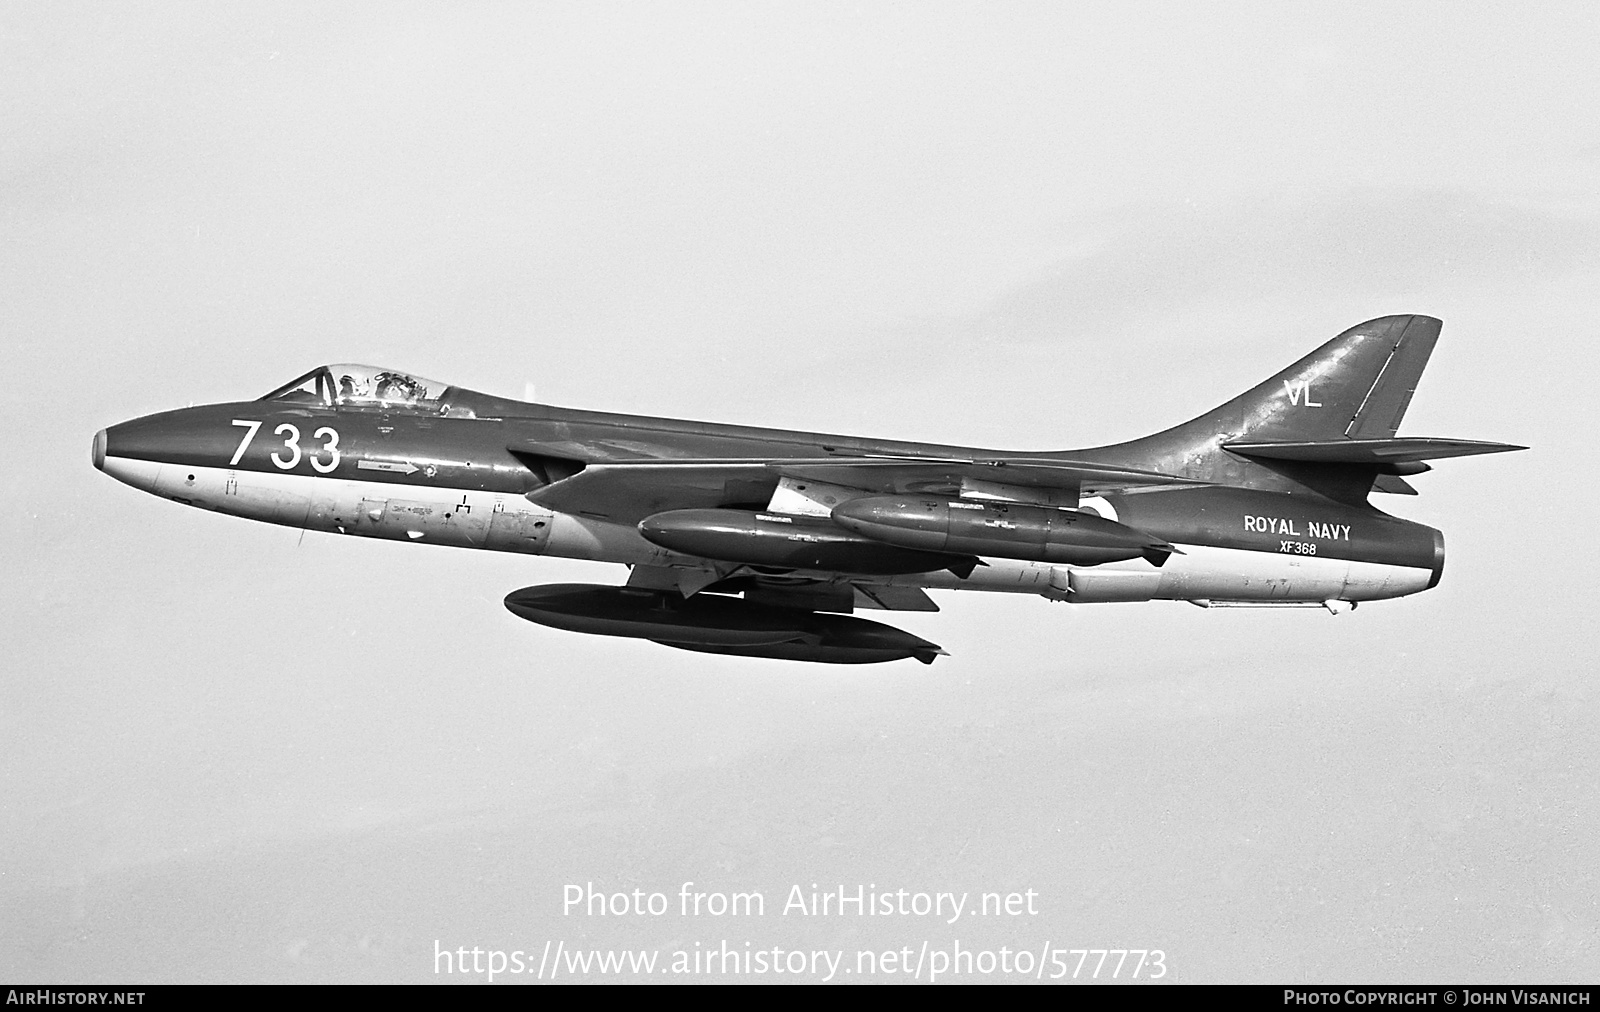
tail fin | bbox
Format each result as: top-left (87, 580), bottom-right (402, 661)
top-left (1199, 313), bottom-right (1442, 444)
top-left (1096, 315), bottom-right (1448, 500)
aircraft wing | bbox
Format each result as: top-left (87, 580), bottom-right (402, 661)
top-left (775, 456), bottom-right (1207, 495)
top-left (524, 455), bottom-right (1205, 524)
top-left (524, 460), bottom-right (778, 521)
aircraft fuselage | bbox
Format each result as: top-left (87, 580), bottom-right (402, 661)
top-left (99, 318), bottom-right (1523, 662)
top-left (94, 393), bottom-right (1442, 610)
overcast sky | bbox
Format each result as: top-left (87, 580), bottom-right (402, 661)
top-left (4, 2), bottom-right (1598, 983)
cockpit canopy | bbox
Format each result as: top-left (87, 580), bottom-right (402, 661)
top-left (261, 364), bottom-right (452, 411)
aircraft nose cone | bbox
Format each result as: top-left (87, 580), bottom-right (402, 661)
top-left (93, 417), bottom-right (173, 494)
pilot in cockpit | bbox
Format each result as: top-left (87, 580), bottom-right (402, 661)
top-left (373, 371), bottom-right (425, 403)
top-left (337, 374), bottom-right (366, 401)
top-left (263, 365), bottom-right (448, 410)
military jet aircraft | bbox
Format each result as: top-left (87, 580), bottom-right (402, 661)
top-left (94, 315), bottom-right (1523, 664)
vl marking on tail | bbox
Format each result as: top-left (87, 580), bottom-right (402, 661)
top-left (1283, 380), bottom-right (1322, 408)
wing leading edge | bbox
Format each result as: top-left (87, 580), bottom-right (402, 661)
top-left (523, 455), bottom-right (1206, 524)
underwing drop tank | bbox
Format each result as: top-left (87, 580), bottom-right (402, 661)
top-left (503, 584), bottom-right (946, 664)
top-left (830, 496), bottom-right (1176, 567)
top-left (637, 509), bottom-right (977, 576)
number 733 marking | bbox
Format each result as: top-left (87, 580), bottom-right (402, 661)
top-left (230, 419), bottom-right (341, 473)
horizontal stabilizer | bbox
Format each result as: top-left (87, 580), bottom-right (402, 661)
top-left (1224, 437), bottom-right (1526, 464)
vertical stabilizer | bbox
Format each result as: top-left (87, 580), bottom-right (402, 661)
top-left (1086, 315), bottom-right (1444, 499)
top-left (1200, 314), bottom-right (1441, 444)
